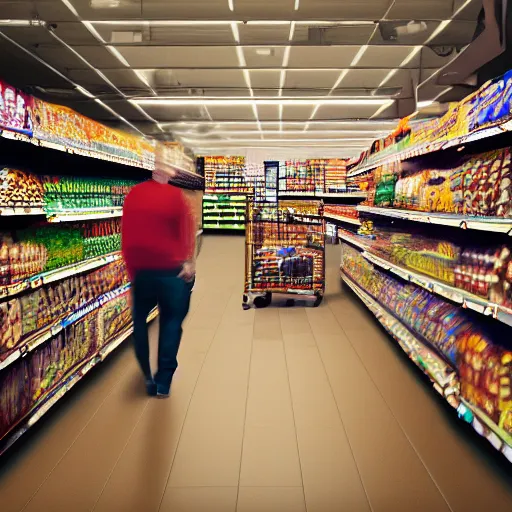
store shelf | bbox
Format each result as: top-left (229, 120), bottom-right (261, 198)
top-left (0, 206), bottom-right (46, 216)
top-left (357, 205), bottom-right (512, 234)
top-left (338, 230), bottom-right (371, 251)
top-left (341, 270), bottom-right (457, 393)
top-left (0, 252), bottom-right (122, 300)
top-left (0, 283), bottom-right (130, 372)
top-left (319, 192), bottom-right (367, 199)
top-left (348, 125), bottom-right (508, 177)
top-left (0, 307), bottom-right (159, 456)
top-left (362, 250), bottom-right (512, 327)
top-left (45, 207), bottom-right (123, 223)
top-left (0, 127), bottom-right (153, 171)
top-left (203, 224), bottom-right (245, 230)
top-left (325, 214), bottom-right (361, 226)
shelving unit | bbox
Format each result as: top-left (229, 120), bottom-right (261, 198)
top-left (338, 69), bottom-right (512, 463)
top-left (0, 76), bottom-right (203, 455)
top-left (357, 206), bottom-right (512, 234)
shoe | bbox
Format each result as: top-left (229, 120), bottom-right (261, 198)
top-left (146, 379), bottom-right (157, 396)
top-left (155, 382), bottom-right (170, 398)
top-left (156, 392), bottom-right (170, 399)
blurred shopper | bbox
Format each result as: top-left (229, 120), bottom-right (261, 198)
top-left (122, 171), bottom-right (196, 398)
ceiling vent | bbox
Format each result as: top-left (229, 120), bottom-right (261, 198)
top-left (111, 31), bottom-right (143, 43)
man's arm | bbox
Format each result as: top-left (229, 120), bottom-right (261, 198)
top-left (177, 190), bottom-right (197, 282)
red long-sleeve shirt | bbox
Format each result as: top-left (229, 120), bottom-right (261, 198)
top-left (121, 181), bottom-right (195, 280)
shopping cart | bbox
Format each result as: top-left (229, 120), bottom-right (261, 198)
top-left (243, 199), bottom-right (325, 309)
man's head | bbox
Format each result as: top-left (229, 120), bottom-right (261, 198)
top-left (152, 170), bottom-right (170, 184)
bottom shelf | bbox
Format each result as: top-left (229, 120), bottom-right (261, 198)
top-left (340, 270), bottom-right (512, 463)
top-left (0, 308), bottom-right (159, 456)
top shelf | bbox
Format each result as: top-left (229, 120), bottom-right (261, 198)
top-left (348, 125), bottom-right (510, 177)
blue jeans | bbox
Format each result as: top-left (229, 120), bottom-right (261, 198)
top-left (131, 269), bottom-right (193, 394)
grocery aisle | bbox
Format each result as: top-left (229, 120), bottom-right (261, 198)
top-left (1, 236), bottom-right (511, 512)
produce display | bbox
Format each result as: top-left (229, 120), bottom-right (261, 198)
top-left (351, 69), bottom-right (512, 172)
top-left (341, 243), bottom-right (512, 451)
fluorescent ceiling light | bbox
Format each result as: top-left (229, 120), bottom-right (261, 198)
top-left (231, 21), bottom-right (240, 43)
top-left (228, 0), bottom-right (234, 11)
top-left (75, 85), bottom-right (95, 98)
top-left (182, 136), bottom-right (374, 143)
top-left (295, 0), bottom-right (300, 10)
top-left (236, 46), bottom-right (246, 67)
top-left (282, 46), bottom-right (291, 67)
top-left (350, 45), bottom-right (368, 66)
top-left (454, 0), bottom-right (473, 17)
top-left (331, 69), bottom-right (350, 91)
top-left (255, 48), bottom-right (272, 56)
top-left (82, 20), bottom-right (106, 42)
top-left (370, 102), bottom-right (393, 119)
top-left (133, 97), bottom-right (393, 106)
top-left (107, 46), bottom-right (130, 66)
top-left (172, 130), bottom-right (388, 136)
top-left (400, 45), bottom-right (422, 67)
top-left (161, 120), bottom-right (399, 127)
top-left (425, 19), bottom-right (451, 44)
top-left (91, 0), bottom-right (121, 7)
top-left (60, 0), bottom-right (80, 17)
top-left (0, 19), bottom-right (47, 27)
top-left (378, 69), bottom-right (398, 87)
top-left (289, 21), bottom-right (296, 41)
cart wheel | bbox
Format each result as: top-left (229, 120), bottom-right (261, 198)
top-left (254, 292), bottom-right (272, 308)
top-left (313, 294), bottom-right (323, 308)
top-left (242, 303), bottom-right (251, 311)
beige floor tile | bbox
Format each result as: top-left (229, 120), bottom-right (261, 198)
top-left (161, 487), bottom-right (237, 512)
top-left (329, 292), bottom-right (512, 510)
top-left (245, 341), bottom-right (295, 428)
top-left (237, 487), bottom-right (306, 512)
top-left (279, 309), bottom-right (313, 337)
top-left (283, 345), bottom-right (341, 429)
top-left (22, 372), bottom-right (151, 512)
top-left (240, 426), bottom-right (302, 487)
top-left (92, 353), bottom-right (209, 512)
top-left (297, 426), bottom-right (371, 512)
top-left (253, 309), bottom-right (282, 341)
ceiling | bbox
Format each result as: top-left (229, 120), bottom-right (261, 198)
top-left (0, 0), bottom-right (482, 158)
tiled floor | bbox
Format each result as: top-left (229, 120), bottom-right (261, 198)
top-left (1, 236), bottom-right (512, 512)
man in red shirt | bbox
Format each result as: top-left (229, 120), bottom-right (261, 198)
top-left (122, 170), bottom-right (196, 398)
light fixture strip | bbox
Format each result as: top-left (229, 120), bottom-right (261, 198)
top-left (133, 98), bottom-right (393, 106)
top-left (228, 0), bottom-right (234, 11)
top-left (174, 129), bottom-right (389, 136)
top-left (160, 120), bottom-right (399, 127)
top-left (294, 0), bottom-right (300, 10)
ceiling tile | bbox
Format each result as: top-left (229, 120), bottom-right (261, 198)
top-left (288, 46), bottom-right (359, 68)
top-left (115, 46), bottom-right (240, 68)
top-left (249, 70), bottom-right (281, 89)
top-left (206, 105), bottom-right (258, 121)
top-left (284, 69), bottom-right (339, 90)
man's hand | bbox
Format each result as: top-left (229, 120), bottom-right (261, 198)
top-left (179, 261), bottom-right (196, 283)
